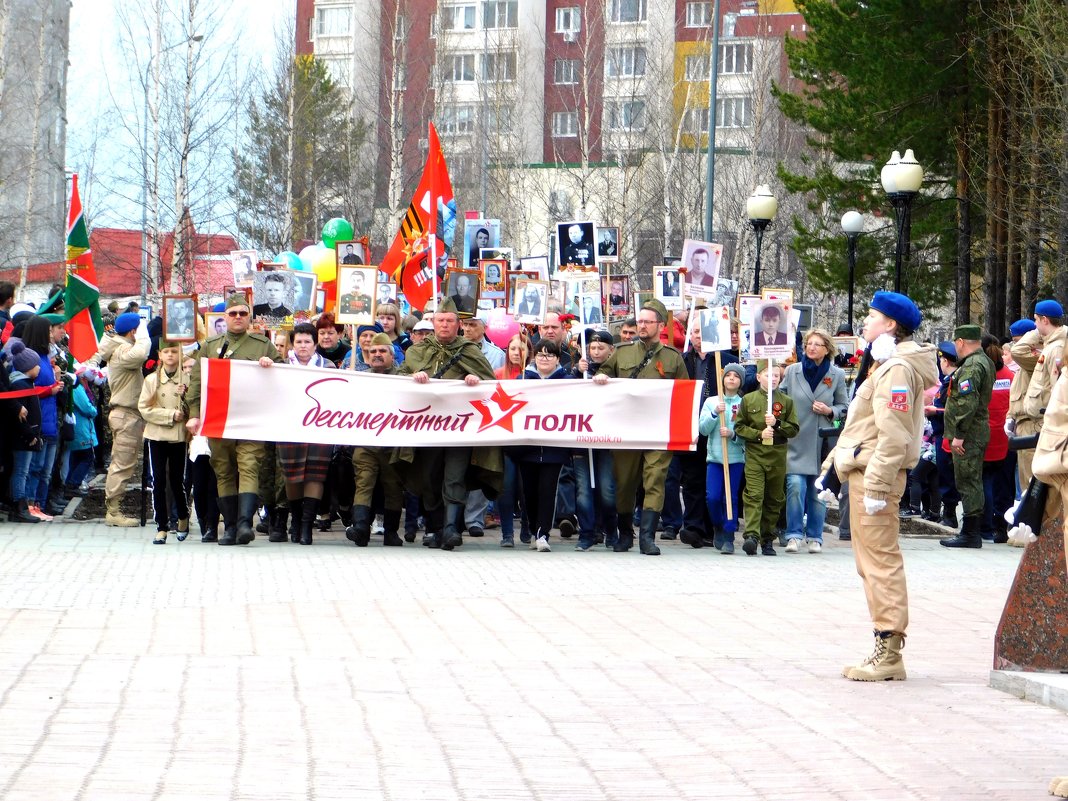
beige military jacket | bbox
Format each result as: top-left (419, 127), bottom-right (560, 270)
top-left (1033, 363), bottom-right (1068, 488)
top-left (823, 340), bottom-right (938, 500)
top-left (1008, 329), bottom-right (1041, 424)
top-left (92, 333), bottom-right (150, 410)
top-left (138, 367), bottom-right (191, 443)
top-left (1023, 325), bottom-right (1068, 419)
top-left (596, 340), bottom-right (688, 381)
top-left (187, 332), bottom-right (281, 419)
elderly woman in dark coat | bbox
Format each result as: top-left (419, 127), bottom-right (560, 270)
top-left (781, 328), bottom-right (849, 553)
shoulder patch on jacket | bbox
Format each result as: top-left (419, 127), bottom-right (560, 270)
top-left (887, 385), bottom-right (910, 412)
top-left (957, 377), bottom-right (973, 395)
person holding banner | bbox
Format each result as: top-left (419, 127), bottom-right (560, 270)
top-left (593, 299), bottom-right (688, 555)
top-left (186, 293), bottom-right (282, 546)
top-left (698, 363), bottom-right (747, 553)
top-left (396, 298), bottom-right (499, 551)
top-left (820, 291), bottom-right (937, 681)
top-left (572, 329), bottom-right (617, 551)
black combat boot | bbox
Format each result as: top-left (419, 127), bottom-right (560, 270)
top-left (199, 514), bottom-right (219, 543)
top-left (299, 497), bottom-right (318, 545)
top-left (613, 515), bottom-right (634, 552)
top-left (346, 504), bottom-right (373, 547)
top-left (236, 493), bottom-right (259, 545)
top-left (10, 499), bottom-right (40, 524)
top-left (939, 502), bottom-right (959, 530)
top-left (268, 507), bottom-right (289, 542)
top-left (442, 502), bottom-right (464, 551)
top-left (638, 510), bottom-right (661, 555)
top-left (939, 513), bottom-right (982, 548)
top-left (679, 526), bottom-right (704, 548)
top-left (217, 496), bottom-right (238, 546)
top-left (286, 499), bottom-right (302, 543)
top-left (382, 509), bottom-right (403, 546)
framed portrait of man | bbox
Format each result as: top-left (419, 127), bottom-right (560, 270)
top-left (480, 258), bottom-right (507, 298)
top-left (603, 275), bottom-right (630, 320)
top-left (205, 311), bottom-right (228, 338)
top-left (750, 300), bottom-right (793, 359)
top-left (514, 278), bottom-right (548, 325)
top-left (506, 270), bottom-right (539, 312)
top-left (335, 265), bottom-right (377, 325)
top-left (555, 220), bottom-right (597, 274)
top-left (162, 294), bottom-right (197, 342)
top-left (463, 219), bottom-right (500, 270)
top-left (289, 271), bottom-right (318, 313)
top-left (376, 282), bottom-right (398, 307)
top-left (519, 255), bottom-right (549, 280)
top-left (710, 277), bottom-right (739, 309)
top-left (579, 293), bottom-right (604, 325)
top-left (653, 266), bottom-right (684, 310)
top-left (251, 271), bottom-right (295, 321)
top-left (681, 239), bottom-right (723, 294)
top-left (230, 250), bottom-right (258, 286)
top-left (699, 306), bottom-right (732, 354)
top-left (596, 226), bottom-right (619, 262)
top-left (336, 240), bottom-right (367, 266)
top-left (444, 268), bottom-right (480, 317)
top-left (735, 293), bottom-right (761, 362)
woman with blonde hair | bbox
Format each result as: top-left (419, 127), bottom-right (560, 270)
top-left (495, 333), bottom-right (528, 380)
top-left (375, 302), bottom-right (409, 358)
top-left (780, 327), bottom-right (849, 553)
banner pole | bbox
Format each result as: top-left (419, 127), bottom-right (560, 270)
top-left (765, 356), bottom-right (775, 442)
top-left (715, 350), bottom-right (732, 520)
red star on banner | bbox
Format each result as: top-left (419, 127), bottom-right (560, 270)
top-left (469, 383), bottom-right (529, 433)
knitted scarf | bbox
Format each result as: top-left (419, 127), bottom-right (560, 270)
top-left (802, 356), bottom-right (830, 392)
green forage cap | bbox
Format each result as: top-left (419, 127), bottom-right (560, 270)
top-left (756, 359), bottom-right (770, 373)
top-left (953, 324), bottom-right (981, 341)
top-left (436, 297), bottom-right (458, 314)
top-left (370, 333), bottom-right (392, 347)
top-left (641, 298), bottom-right (668, 322)
top-left (225, 293), bottom-right (250, 310)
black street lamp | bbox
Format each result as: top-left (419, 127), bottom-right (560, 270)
top-left (746, 184), bottom-right (777, 294)
top-left (880, 149), bottom-right (923, 294)
top-left (841, 210), bottom-right (864, 331)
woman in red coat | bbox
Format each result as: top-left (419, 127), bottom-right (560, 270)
top-left (981, 334), bottom-right (1014, 542)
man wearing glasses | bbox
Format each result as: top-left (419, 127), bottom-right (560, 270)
top-left (185, 293), bottom-right (282, 546)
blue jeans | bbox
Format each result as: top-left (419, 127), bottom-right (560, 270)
top-left (785, 473), bottom-right (827, 543)
top-left (498, 455), bottom-right (529, 539)
top-left (573, 450), bottom-right (616, 542)
top-left (9, 449), bottom-right (36, 502)
top-left (66, 447), bottom-right (95, 488)
top-left (705, 461), bottom-right (743, 533)
top-left (27, 436), bottom-right (58, 506)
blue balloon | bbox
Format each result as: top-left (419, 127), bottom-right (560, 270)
top-left (212, 301), bottom-right (225, 312)
top-left (276, 251), bottom-right (305, 271)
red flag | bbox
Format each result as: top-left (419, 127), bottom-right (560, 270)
top-left (379, 123), bottom-right (456, 312)
top-left (64, 175), bottom-right (104, 362)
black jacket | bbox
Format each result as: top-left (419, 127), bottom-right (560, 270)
top-left (4, 372), bottom-right (42, 451)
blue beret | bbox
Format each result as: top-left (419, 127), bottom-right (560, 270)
top-left (1009, 318), bottom-right (1036, 337)
top-left (1035, 299), bottom-right (1064, 318)
top-left (114, 312), bottom-right (141, 335)
top-left (869, 291), bottom-right (921, 331)
top-left (937, 341), bottom-right (957, 361)
top-left (356, 323), bottom-right (383, 338)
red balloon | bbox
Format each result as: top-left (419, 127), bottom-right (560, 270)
top-left (485, 306), bottom-right (520, 349)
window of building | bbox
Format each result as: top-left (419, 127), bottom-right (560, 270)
top-left (392, 62), bottom-right (408, 91)
top-left (443, 53), bottom-right (476, 82)
top-left (606, 100), bottom-right (645, 130)
top-left (549, 190), bottom-right (573, 220)
top-left (684, 54), bottom-right (709, 81)
top-left (685, 1), bottom-right (712, 27)
top-left (483, 0), bottom-right (518, 28)
top-left (322, 58), bottom-right (352, 89)
top-left (554, 59), bottom-right (579, 84)
top-left (444, 3), bottom-right (477, 30)
top-left (552, 111), bottom-right (579, 137)
top-left (487, 105), bottom-right (514, 134)
top-left (316, 6), bottom-right (352, 37)
top-left (441, 105), bottom-right (477, 135)
top-left (555, 6), bottom-right (581, 32)
top-left (482, 51), bottom-right (517, 82)
top-left (719, 42), bottom-right (753, 74)
top-left (609, 0), bottom-right (646, 23)
top-left (716, 96), bottom-right (752, 128)
top-left (394, 15), bottom-right (407, 39)
top-left (606, 46), bottom-right (647, 78)
top-left (683, 106), bottom-right (710, 132)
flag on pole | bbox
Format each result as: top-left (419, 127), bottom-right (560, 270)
top-left (64, 174), bottom-right (104, 362)
top-left (379, 123), bottom-right (457, 311)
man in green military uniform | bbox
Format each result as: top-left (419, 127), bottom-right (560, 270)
top-left (347, 333), bottom-right (405, 547)
top-left (186, 294), bottom-right (282, 546)
top-left (396, 298), bottom-right (499, 551)
top-left (940, 324), bottom-right (994, 548)
top-left (593, 299), bottom-right (689, 555)
top-left (338, 270), bottom-right (372, 317)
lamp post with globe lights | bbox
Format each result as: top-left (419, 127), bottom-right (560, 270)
top-left (881, 149), bottom-right (923, 294)
top-left (841, 211), bottom-right (864, 331)
top-left (746, 184), bottom-right (778, 294)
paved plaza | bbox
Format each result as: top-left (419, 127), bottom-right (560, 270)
top-left (1, 518), bottom-right (1066, 801)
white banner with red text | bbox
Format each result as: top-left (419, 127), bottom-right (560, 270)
top-left (199, 359), bottom-right (699, 451)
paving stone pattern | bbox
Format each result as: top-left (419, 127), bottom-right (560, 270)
top-left (0, 520), bottom-right (1065, 800)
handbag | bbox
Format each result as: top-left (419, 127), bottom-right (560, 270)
top-left (60, 412), bottom-right (75, 442)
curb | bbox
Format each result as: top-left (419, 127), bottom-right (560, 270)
top-left (989, 670), bottom-right (1068, 714)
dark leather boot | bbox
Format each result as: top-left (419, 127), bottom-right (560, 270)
top-left (268, 507), bottom-right (289, 542)
top-left (236, 493), bottom-right (259, 545)
top-left (423, 505), bottom-right (443, 547)
top-left (940, 513), bottom-right (982, 549)
top-left (679, 526), bottom-right (704, 548)
top-left (939, 503), bottom-right (959, 530)
top-left (10, 499), bottom-right (40, 523)
top-left (639, 510), bottom-right (661, 555)
top-left (199, 516), bottom-right (218, 543)
top-left (442, 502), bottom-right (464, 551)
top-left (300, 497), bottom-right (318, 545)
top-left (287, 499), bottom-right (303, 543)
top-left (382, 509), bottom-right (403, 546)
top-left (613, 515), bottom-right (634, 552)
top-left (217, 495), bottom-right (238, 546)
top-left (346, 504), bottom-right (372, 547)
